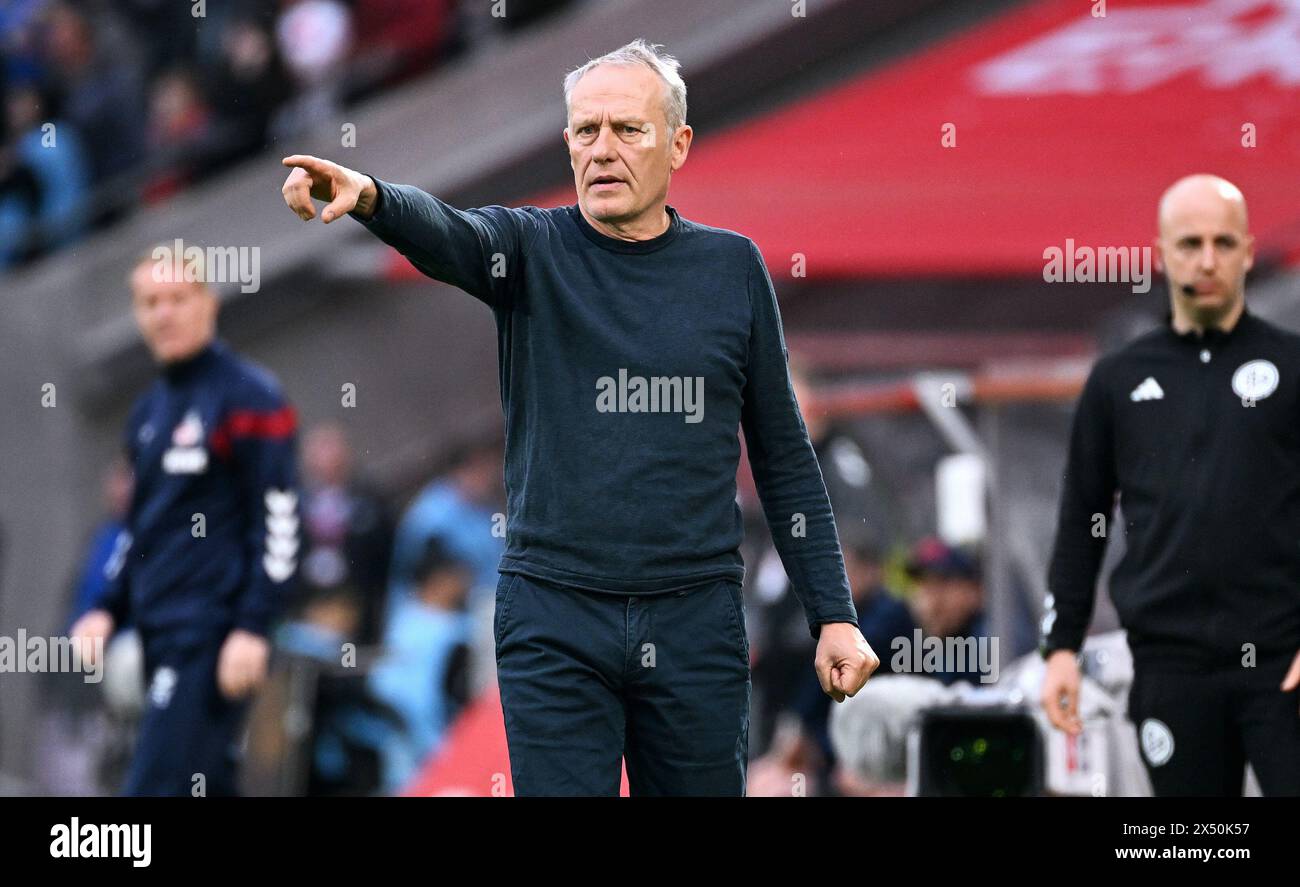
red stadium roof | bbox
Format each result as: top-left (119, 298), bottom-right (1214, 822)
top-left (522, 0), bottom-right (1300, 279)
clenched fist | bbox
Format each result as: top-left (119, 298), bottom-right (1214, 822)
top-left (816, 622), bottom-right (880, 702)
top-left (281, 155), bottom-right (378, 223)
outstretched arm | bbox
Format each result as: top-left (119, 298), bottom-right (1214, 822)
top-left (280, 154), bottom-right (531, 308)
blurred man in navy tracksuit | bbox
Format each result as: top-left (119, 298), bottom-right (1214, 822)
top-left (71, 248), bottom-right (300, 796)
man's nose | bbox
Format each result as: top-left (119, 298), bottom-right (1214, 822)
top-left (591, 123), bottom-right (619, 160)
top-left (1198, 243), bottom-right (1218, 272)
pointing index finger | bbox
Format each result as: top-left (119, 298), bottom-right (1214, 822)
top-left (281, 154), bottom-right (328, 175)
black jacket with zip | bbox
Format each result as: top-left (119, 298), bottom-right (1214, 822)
top-left (1044, 307), bottom-right (1300, 671)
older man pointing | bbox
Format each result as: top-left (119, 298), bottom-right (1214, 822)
top-left (281, 39), bottom-right (877, 796)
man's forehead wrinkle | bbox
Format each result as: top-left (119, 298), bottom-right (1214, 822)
top-left (570, 72), bottom-right (662, 120)
top-left (571, 93), bottom-right (651, 120)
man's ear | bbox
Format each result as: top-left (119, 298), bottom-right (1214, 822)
top-left (670, 124), bottom-right (693, 172)
top-left (1151, 235), bottom-right (1165, 274)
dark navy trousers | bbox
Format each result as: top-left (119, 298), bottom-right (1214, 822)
top-left (122, 632), bottom-right (249, 797)
top-left (494, 572), bottom-right (751, 796)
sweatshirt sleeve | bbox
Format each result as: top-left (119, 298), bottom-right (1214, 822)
top-left (739, 239), bottom-right (858, 639)
top-left (1043, 360), bottom-right (1117, 655)
top-left (97, 528), bottom-right (134, 627)
top-left (352, 177), bottom-right (536, 309)
top-left (213, 380), bottom-right (301, 638)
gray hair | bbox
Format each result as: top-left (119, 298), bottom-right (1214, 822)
top-left (563, 39), bottom-right (687, 135)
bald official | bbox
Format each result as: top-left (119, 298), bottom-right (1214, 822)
top-left (1041, 174), bottom-right (1300, 796)
top-left (280, 39), bottom-right (877, 796)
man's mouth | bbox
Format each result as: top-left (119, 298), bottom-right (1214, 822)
top-left (590, 175), bottom-right (625, 191)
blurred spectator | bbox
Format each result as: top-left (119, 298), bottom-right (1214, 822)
top-left (389, 437), bottom-right (504, 605)
top-left (905, 536), bottom-right (991, 686)
top-left (751, 534), bottom-right (989, 795)
top-left (142, 68), bottom-right (221, 202)
top-left (299, 422), bottom-right (393, 644)
top-left (1, 0), bottom-right (48, 86)
top-left (847, 537), bottom-right (916, 669)
top-left (203, 16), bottom-right (291, 164)
top-left (275, 585), bottom-right (404, 796)
top-left (118, 0), bottom-right (203, 77)
top-left (0, 80), bottom-right (88, 266)
top-left (368, 537), bottom-right (475, 793)
top-left (41, 2), bottom-right (147, 192)
top-left (271, 0), bottom-right (353, 138)
top-left (791, 536), bottom-right (915, 774)
top-left (276, 584), bottom-right (364, 661)
top-left (0, 0), bottom-right (567, 269)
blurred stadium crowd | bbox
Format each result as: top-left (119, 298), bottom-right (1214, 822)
top-left (0, 0), bottom-right (575, 267)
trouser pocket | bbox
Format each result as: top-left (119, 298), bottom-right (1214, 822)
top-left (494, 573), bottom-right (520, 648)
top-left (720, 582), bottom-right (750, 668)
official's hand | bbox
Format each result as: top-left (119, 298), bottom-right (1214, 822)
top-left (1042, 649), bottom-right (1083, 735)
top-left (281, 154), bottom-right (378, 223)
top-left (217, 629), bottom-right (270, 701)
top-left (68, 609), bottom-right (114, 669)
top-left (815, 622), bottom-right (879, 703)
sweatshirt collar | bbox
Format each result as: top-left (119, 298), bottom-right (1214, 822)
top-left (162, 338), bottom-right (222, 384)
top-left (570, 204), bottom-right (681, 254)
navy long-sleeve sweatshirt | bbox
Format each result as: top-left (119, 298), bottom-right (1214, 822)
top-left (355, 180), bottom-right (857, 637)
top-left (99, 339), bottom-right (300, 643)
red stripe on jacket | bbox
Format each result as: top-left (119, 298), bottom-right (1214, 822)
top-left (211, 406), bottom-right (297, 460)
